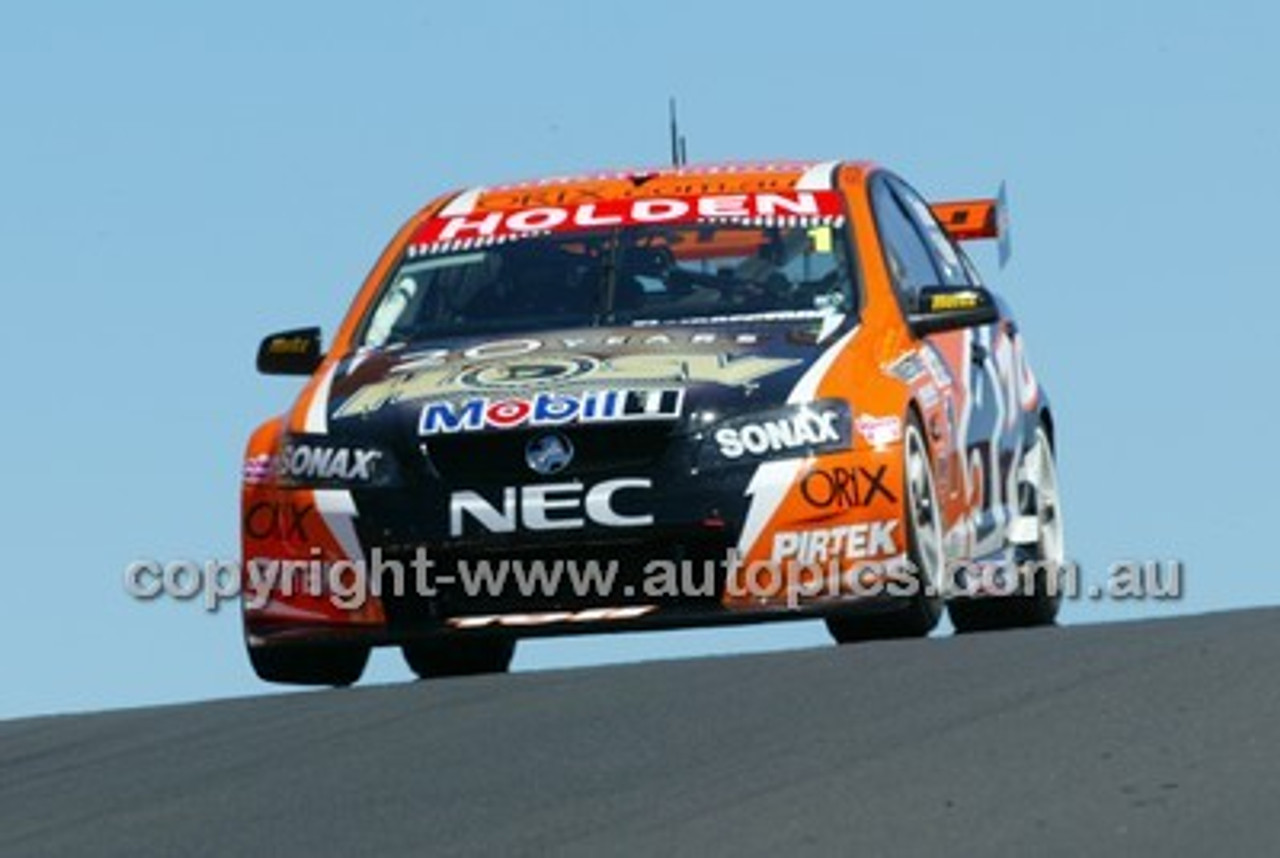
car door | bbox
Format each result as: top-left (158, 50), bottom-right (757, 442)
top-left (872, 173), bottom-right (1025, 561)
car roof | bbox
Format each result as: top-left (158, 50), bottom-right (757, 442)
top-left (428, 159), bottom-right (876, 215)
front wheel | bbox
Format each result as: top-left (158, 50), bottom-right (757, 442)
top-left (402, 638), bottom-right (516, 679)
top-left (826, 414), bottom-right (944, 644)
top-left (247, 642), bottom-right (370, 686)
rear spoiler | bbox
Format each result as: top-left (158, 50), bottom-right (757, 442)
top-left (931, 182), bottom-right (1013, 267)
top-left (931, 199), bottom-right (998, 240)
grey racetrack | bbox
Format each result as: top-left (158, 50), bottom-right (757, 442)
top-left (3, 608), bottom-right (1278, 857)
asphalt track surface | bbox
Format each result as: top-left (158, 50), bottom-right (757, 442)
top-left (3, 609), bottom-right (1279, 857)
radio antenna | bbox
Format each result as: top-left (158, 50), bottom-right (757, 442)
top-left (669, 98), bottom-right (688, 167)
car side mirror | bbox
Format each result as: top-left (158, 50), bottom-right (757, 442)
top-left (257, 327), bottom-right (323, 376)
top-left (908, 286), bottom-right (1000, 336)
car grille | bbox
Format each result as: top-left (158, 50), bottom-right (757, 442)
top-left (377, 534), bottom-right (731, 627)
top-left (419, 423), bottom-right (680, 484)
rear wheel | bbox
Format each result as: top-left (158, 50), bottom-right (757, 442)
top-left (247, 643), bottom-right (370, 686)
top-left (948, 422), bottom-right (1064, 632)
top-left (402, 638), bottom-right (516, 679)
top-left (826, 414), bottom-right (943, 644)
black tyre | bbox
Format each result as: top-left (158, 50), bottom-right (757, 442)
top-left (948, 422), bottom-right (1064, 632)
top-left (402, 638), bottom-right (516, 679)
top-left (247, 643), bottom-right (370, 686)
top-left (826, 413), bottom-right (944, 644)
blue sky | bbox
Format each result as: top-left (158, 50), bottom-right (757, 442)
top-left (2, 0), bottom-right (1276, 719)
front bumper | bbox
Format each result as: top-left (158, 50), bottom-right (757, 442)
top-left (242, 441), bottom-right (909, 645)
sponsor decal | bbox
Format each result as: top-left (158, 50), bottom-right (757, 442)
top-left (456, 356), bottom-right (598, 390)
top-left (855, 414), bottom-right (903, 448)
top-left (480, 162), bottom-right (828, 201)
top-left (338, 352), bottom-right (796, 419)
top-left (920, 345), bottom-right (953, 389)
top-left (928, 290), bottom-right (982, 311)
top-left (771, 520), bottom-right (900, 564)
top-left (243, 454), bottom-right (273, 485)
top-left (449, 606), bottom-right (658, 629)
top-left (450, 479), bottom-right (653, 536)
top-left (885, 350), bottom-right (944, 410)
top-left (631, 310), bottom-right (833, 327)
top-left (885, 351), bottom-right (927, 384)
top-left (407, 191), bottom-right (846, 254)
top-left (420, 388), bottom-right (684, 435)
top-left (243, 500), bottom-right (314, 542)
top-left (704, 400), bottom-right (852, 466)
top-left (388, 332), bottom-right (772, 373)
top-left (717, 410), bottom-right (840, 460)
top-left (267, 336), bottom-right (313, 355)
top-left (799, 465), bottom-right (896, 509)
top-left (480, 162), bottom-right (822, 198)
top-left (277, 443), bottom-right (383, 484)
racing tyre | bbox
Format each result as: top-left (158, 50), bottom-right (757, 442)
top-left (948, 422), bottom-right (1064, 632)
top-left (247, 643), bottom-right (370, 686)
top-left (402, 638), bottom-right (516, 679)
top-left (826, 413), bottom-right (944, 644)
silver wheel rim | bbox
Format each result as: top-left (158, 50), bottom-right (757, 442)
top-left (905, 423), bottom-right (944, 594)
top-left (1031, 426), bottom-right (1065, 567)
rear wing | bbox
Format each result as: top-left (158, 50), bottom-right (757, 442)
top-left (931, 182), bottom-right (1013, 267)
top-left (931, 199), bottom-right (998, 240)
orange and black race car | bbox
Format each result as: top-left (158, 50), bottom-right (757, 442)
top-left (241, 160), bottom-right (1065, 685)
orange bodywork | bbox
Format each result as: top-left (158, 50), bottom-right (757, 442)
top-left (242, 160), bottom-right (1039, 637)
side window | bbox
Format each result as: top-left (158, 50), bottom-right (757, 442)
top-left (890, 177), bottom-right (972, 288)
top-left (956, 244), bottom-right (984, 287)
top-left (870, 177), bottom-right (940, 311)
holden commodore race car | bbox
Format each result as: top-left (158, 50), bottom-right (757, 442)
top-left (241, 160), bottom-right (1065, 686)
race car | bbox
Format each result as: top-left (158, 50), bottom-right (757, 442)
top-left (241, 160), bottom-right (1065, 686)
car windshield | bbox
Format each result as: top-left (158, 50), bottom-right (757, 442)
top-left (360, 222), bottom-right (858, 346)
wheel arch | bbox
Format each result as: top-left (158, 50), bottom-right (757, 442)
top-left (1039, 405), bottom-right (1056, 451)
top-left (904, 398), bottom-right (928, 452)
